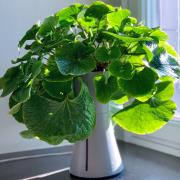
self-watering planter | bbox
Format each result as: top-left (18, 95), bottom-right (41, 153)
top-left (0, 1), bottom-right (179, 179)
top-left (70, 73), bottom-right (124, 179)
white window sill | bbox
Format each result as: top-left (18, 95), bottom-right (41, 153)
top-left (173, 116), bottom-right (180, 121)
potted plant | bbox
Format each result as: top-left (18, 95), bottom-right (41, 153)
top-left (0, 1), bottom-right (180, 179)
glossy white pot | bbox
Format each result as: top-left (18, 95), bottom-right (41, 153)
top-left (70, 72), bottom-right (124, 179)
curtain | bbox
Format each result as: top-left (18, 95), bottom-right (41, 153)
top-left (103, 0), bottom-right (160, 27)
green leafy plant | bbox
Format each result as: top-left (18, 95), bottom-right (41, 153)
top-left (0, 1), bottom-right (180, 144)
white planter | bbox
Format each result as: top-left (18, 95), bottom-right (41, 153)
top-left (70, 72), bottom-right (124, 179)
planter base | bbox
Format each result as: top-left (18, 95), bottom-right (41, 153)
top-left (70, 169), bottom-right (124, 179)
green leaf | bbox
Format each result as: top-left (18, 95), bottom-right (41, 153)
top-left (109, 61), bottom-right (135, 80)
top-left (95, 47), bottom-right (109, 62)
top-left (23, 80), bottom-right (96, 144)
top-left (102, 31), bottom-right (152, 43)
top-left (43, 57), bottom-right (72, 82)
top-left (95, 46), bottom-right (121, 62)
top-left (142, 44), bottom-right (153, 61)
top-left (31, 60), bottom-right (42, 79)
top-left (9, 85), bottom-right (31, 115)
top-left (111, 90), bottom-right (129, 104)
top-left (24, 41), bottom-right (43, 53)
top-left (119, 67), bottom-right (158, 97)
top-left (94, 74), bottom-right (118, 103)
top-left (113, 100), bottom-right (176, 134)
top-left (0, 78), bottom-right (3, 90)
top-left (56, 41), bottom-right (95, 59)
top-left (56, 57), bottom-right (96, 76)
top-left (19, 62), bottom-right (33, 82)
top-left (129, 26), bottom-right (152, 34)
top-left (159, 42), bottom-right (179, 57)
top-left (9, 95), bottom-right (23, 123)
top-left (56, 4), bottom-right (83, 22)
top-left (107, 8), bottom-right (130, 29)
top-left (42, 80), bottom-right (72, 100)
top-left (19, 24), bottom-right (40, 48)
top-left (85, 1), bottom-right (113, 20)
top-left (109, 46), bottom-right (122, 59)
top-left (37, 16), bottom-right (58, 37)
top-left (150, 30), bottom-right (168, 41)
top-left (167, 56), bottom-right (180, 78)
top-left (9, 103), bottom-right (22, 115)
top-left (12, 51), bottom-right (32, 64)
top-left (126, 55), bottom-right (144, 65)
top-left (12, 85), bottom-right (31, 103)
top-left (160, 76), bottom-right (175, 82)
top-left (128, 17), bottom-right (137, 24)
top-left (113, 95), bottom-right (129, 104)
top-left (20, 130), bottom-right (34, 139)
top-left (154, 81), bottom-right (174, 101)
top-left (38, 136), bottom-right (66, 145)
top-left (136, 90), bottom-right (155, 102)
top-left (0, 66), bottom-right (24, 97)
top-left (150, 47), bottom-right (180, 78)
top-left (56, 42), bottom-right (96, 75)
top-left (119, 17), bottom-right (137, 31)
top-left (43, 67), bottom-right (72, 82)
top-left (78, 17), bottom-right (96, 31)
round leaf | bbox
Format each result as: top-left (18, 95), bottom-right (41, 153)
top-left (94, 74), bottom-right (118, 103)
top-left (0, 66), bottom-right (24, 97)
top-left (37, 16), bottom-right (58, 37)
top-left (111, 90), bottom-right (129, 104)
top-left (43, 57), bottom-right (72, 82)
top-left (150, 30), bottom-right (168, 41)
top-left (119, 67), bottom-right (158, 97)
top-left (9, 95), bottom-right (23, 123)
top-left (56, 57), bottom-right (96, 76)
top-left (19, 24), bottom-right (39, 48)
top-left (95, 47), bottom-right (109, 62)
top-left (109, 61), bottom-right (135, 80)
top-left (42, 80), bottom-right (72, 100)
top-left (12, 85), bottom-right (31, 103)
top-left (85, 1), bottom-right (113, 20)
top-left (155, 81), bottom-right (174, 101)
top-left (23, 80), bottom-right (96, 143)
top-left (56, 42), bottom-right (96, 75)
top-left (150, 47), bottom-right (180, 78)
top-left (107, 8), bottom-right (130, 29)
top-left (56, 4), bottom-right (83, 22)
top-left (102, 31), bottom-right (152, 43)
top-left (113, 100), bottom-right (176, 134)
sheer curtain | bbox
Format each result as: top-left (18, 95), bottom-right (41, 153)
top-left (160, 0), bottom-right (180, 119)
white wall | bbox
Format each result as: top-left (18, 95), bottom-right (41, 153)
top-left (0, 0), bottom-right (91, 154)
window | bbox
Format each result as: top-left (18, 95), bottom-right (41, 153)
top-left (116, 0), bottom-right (180, 157)
top-left (160, 0), bottom-right (180, 119)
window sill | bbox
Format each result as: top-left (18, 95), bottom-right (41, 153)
top-left (173, 115), bottom-right (180, 121)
